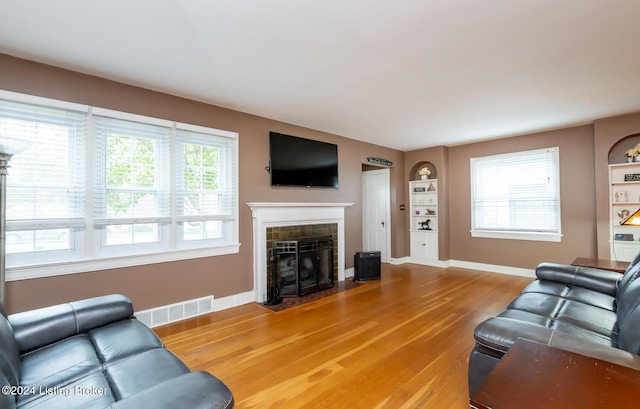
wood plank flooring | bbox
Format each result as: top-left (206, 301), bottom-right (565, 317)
top-left (154, 263), bottom-right (532, 409)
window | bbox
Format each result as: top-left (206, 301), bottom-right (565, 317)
top-left (470, 147), bottom-right (561, 242)
top-left (175, 126), bottom-right (236, 247)
top-left (93, 113), bottom-right (171, 255)
top-left (0, 91), bottom-right (239, 279)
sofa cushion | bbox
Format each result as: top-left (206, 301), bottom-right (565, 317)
top-left (535, 262), bottom-right (620, 295)
top-left (617, 303), bottom-right (640, 355)
top-left (16, 370), bottom-right (115, 409)
top-left (616, 258), bottom-right (640, 305)
top-left (19, 334), bottom-right (101, 389)
top-left (106, 349), bottom-right (190, 400)
top-left (9, 294), bottom-right (135, 355)
top-left (89, 319), bottom-right (163, 363)
top-left (111, 371), bottom-right (234, 409)
top-left (523, 280), bottom-right (616, 311)
top-left (612, 277), bottom-right (640, 350)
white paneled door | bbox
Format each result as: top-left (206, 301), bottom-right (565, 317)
top-left (362, 168), bottom-right (390, 262)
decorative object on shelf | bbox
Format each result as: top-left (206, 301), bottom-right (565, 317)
top-left (426, 209), bottom-right (436, 215)
top-left (418, 166), bottom-right (431, 180)
top-left (616, 191), bottom-right (629, 202)
top-left (626, 144), bottom-right (640, 162)
top-left (427, 182), bottom-right (436, 191)
top-left (415, 210), bottom-right (421, 215)
top-left (413, 186), bottom-right (426, 192)
top-left (367, 157), bottom-right (393, 166)
top-left (618, 209), bottom-right (631, 220)
top-left (418, 219), bottom-right (432, 230)
top-left (625, 173), bottom-right (640, 181)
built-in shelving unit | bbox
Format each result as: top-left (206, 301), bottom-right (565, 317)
top-left (609, 163), bottom-right (640, 261)
top-left (409, 179), bottom-right (439, 264)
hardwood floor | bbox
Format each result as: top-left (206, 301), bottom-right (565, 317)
top-left (154, 263), bottom-right (532, 409)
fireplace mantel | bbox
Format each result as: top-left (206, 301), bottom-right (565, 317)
top-left (247, 202), bottom-right (353, 303)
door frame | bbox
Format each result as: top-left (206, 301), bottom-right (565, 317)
top-left (362, 168), bottom-right (391, 263)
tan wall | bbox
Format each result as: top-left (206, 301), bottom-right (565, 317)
top-left (4, 52), bottom-right (640, 314)
top-left (0, 54), bottom-right (407, 313)
top-left (443, 125), bottom-right (598, 269)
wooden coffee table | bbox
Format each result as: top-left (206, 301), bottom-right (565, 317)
top-left (470, 338), bottom-right (640, 408)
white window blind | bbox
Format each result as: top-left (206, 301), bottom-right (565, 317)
top-left (0, 98), bottom-right (86, 260)
top-left (175, 126), bottom-right (237, 243)
top-left (93, 115), bottom-right (171, 226)
top-left (470, 147), bottom-right (561, 241)
top-left (0, 90), bottom-right (239, 277)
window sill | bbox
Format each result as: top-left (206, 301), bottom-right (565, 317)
top-left (471, 230), bottom-right (562, 242)
top-left (6, 243), bottom-right (241, 281)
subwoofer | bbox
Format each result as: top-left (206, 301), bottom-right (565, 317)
top-left (354, 251), bottom-right (381, 281)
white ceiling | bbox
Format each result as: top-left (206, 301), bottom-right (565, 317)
top-left (1, 1), bottom-right (640, 151)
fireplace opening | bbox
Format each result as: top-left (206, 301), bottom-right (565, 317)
top-left (266, 235), bottom-right (334, 304)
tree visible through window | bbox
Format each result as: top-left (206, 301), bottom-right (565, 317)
top-left (0, 91), bottom-right (239, 275)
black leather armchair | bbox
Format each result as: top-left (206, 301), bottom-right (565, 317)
top-left (469, 252), bottom-right (640, 396)
top-left (0, 294), bottom-right (234, 409)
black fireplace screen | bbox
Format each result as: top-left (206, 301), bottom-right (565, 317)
top-left (267, 235), bottom-right (334, 304)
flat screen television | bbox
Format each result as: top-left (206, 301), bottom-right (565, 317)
top-left (269, 132), bottom-right (339, 188)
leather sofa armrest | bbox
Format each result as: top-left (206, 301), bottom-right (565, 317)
top-left (535, 262), bottom-right (620, 296)
top-left (111, 371), bottom-right (234, 409)
top-left (9, 294), bottom-right (134, 354)
top-left (473, 317), bottom-right (554, 355)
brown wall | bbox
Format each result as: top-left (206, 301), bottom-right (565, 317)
top-left (0, 54), bottom-right (407, 313)
top-left (439, 126), bottom-right (597, 269)
top-left (4, 52), bottom-right (640, 314)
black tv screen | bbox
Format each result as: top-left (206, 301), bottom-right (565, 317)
top-left (269, 132), bottom-right (339, 188)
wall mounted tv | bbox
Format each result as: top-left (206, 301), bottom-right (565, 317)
top-left (269, 132), bottom-right (339, 188)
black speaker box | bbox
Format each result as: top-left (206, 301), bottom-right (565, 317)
top-left (354, 251), bottom-right (381, 281)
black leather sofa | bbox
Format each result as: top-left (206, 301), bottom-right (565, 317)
top-left (469, 253), bottom-right (640, 395)
top-left (0, 294), bottom-right (234, 409)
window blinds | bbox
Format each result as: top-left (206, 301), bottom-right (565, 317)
top-left (92, 114), bottom-right (171, 226)
top-left (175, 127), bottom-right (237, 223)
top-left (471, 147), bottom-right (560, 234)
top-left (0, 98), bottom-right (87, 231)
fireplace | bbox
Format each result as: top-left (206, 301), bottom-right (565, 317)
top-left (247, 202), bottom-right (353, 303)
top-left (269, 236), bottom-right (334, 302)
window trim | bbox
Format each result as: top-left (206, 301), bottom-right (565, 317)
top-left (0, 90), bottom-right (240, 282)
top-left (470, 147), bottom-right (562, 242)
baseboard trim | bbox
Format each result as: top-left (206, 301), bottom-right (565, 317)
top-left (392, 257), bottom-right (535, 278)
top-left (449, 260), bottom-right (535, 278)
top-left (345, 267), bottom-right (354, 278)
top-left (214, 291), bottom-right (255, 311)
top-left (389, 256), bottom-right (410, 265)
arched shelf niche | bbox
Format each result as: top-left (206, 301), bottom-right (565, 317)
top-left (609, 133), bottom-right (640, 164)
top-left (409, 161), bottom-right (437, 181)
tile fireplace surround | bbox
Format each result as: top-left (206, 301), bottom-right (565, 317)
top-left (247, 202), bottom-right (353, 303)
